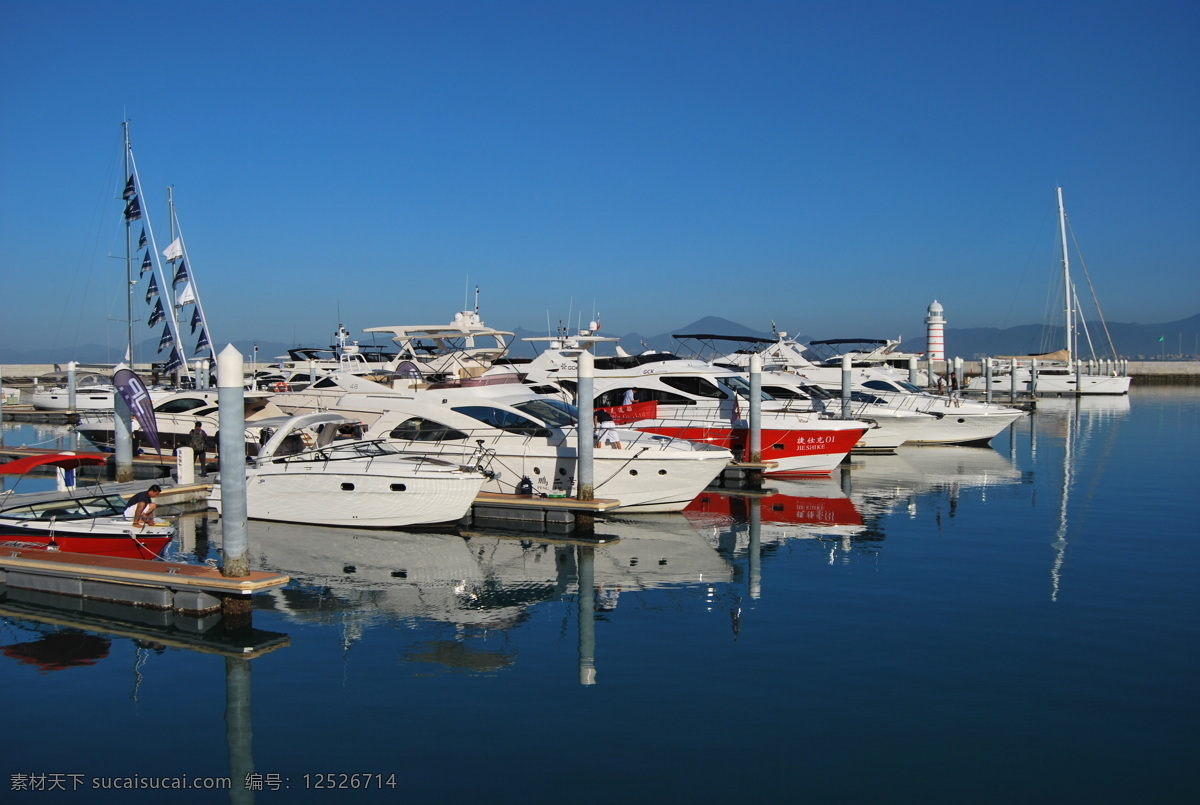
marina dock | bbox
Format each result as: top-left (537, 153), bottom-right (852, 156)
top-left (0, 547), bottom-right (290, 617)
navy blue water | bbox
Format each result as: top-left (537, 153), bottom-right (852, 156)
top-left (2, 388), bottom-right (1196, 803)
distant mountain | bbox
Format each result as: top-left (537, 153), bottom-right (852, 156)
top-left (910, 314), bottom-right (1200, 360)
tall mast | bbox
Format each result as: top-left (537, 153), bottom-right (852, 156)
top-left (1056, 187), bottom-right (1074, 365)
top-left (167, 185), bottom-right (181, 351)
top-left (123, 121), bottom-right (134, 362)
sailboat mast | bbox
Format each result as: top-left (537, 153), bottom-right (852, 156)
top-left (123, 121), bottom-right (134, 362)
top-left (167, 186), bottom-right (182, 360)
top-left (1057, 187), bottom-right (1074, 365)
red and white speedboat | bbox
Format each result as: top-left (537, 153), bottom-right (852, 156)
top-left (0, 453), bottom-right (174, 560)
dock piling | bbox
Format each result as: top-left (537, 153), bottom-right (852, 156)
top-left (748, 354), bottom-right (762, 462)
top-left (841, 354), bottom-right (852, 419)
top-left (217, 346), bottom-right (250, 623)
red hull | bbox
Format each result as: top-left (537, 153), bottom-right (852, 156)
top-left (635, 423), bottom-right (865, 474)
top-left (686, 491), bottom-right (863, 527)
top-left (0, 534), bottom-right (170, 560)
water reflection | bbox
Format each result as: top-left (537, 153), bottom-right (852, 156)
top-left (0, 594), bottom-right (287, 802)
top-left (684, 445), bottom-right (1025, 563)
top-left (241, 514), bottom-right (732, 635)
top-left (1024, 395), bottom-right (1131, 601)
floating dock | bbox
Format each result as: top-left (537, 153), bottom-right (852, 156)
top-left (0, 548), bottom-right (289, 616)
top-left (1, 405), bottom-right (78, 425)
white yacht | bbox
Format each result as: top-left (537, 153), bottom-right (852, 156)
top-left (209, 412), bottom-right (487, 528)
top-left (302, 373), bottom-right (733, 513)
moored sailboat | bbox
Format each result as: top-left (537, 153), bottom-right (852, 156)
top-left (966, 187), bottom-right (1131, 396)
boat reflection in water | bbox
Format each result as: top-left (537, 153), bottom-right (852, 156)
top-left (1026, 394), bottom-right (1131, 601)
top-left (685, 444), bottom-right (1024, 560)
top-left (245, 517), bottom-right (731, 624)
top-left (236, 514), bottom-right (733, 680)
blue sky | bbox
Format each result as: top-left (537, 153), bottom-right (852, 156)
top-left (2, 0), bottom-right (1196, 360)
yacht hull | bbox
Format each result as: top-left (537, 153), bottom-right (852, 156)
top-left (213, 465), bottom-right (485, 528)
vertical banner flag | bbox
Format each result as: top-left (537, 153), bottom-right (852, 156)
top-left (165, 345), bottom-right (184, 374)
top-left (112, 368), bottom-right (161, 451)
top-left (148, 298), bottom-right (165, 326)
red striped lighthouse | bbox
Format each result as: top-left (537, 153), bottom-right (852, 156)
top-left (925, 300), bottom-right (945, 361)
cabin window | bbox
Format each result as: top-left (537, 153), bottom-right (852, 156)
top-left (313, 377), bottom-right (339, 389)
top-left (390, 483), bottom-right (407, 492)
top-left (601, 388), bottom-right (691, 406)
top-left (723, 376), bottom-right (775, 401)
top-left (157, 397), bottom-right (208, 413)
top-left (387, 417), bottom-right (468, 442)
top-left (762, 385), bottom-right (805, 400)
top-left (452, 406), bottom-right (550, 438)
top-left (513, 398), bottom-right (578, 428)
top-left (661, 376), bottom-right (726, 399)
top-left (340, 483), bottom-right (355, 491)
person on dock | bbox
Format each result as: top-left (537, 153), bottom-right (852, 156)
top-left (594, 408), bottom-right (623, 449)
top-left (124, 484), bottom-right (162, 529)
top-left (190, 421), bottom-right (208, 476)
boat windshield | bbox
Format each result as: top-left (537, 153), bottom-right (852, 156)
top-left (0, 494), bottom-right (128, 521)
top-left (864, 378), bottom-right (926, 395)
top-left (451, 405), bottom-right (551, 437)
top-left (724, 375), bottom-right (776, 401)
top-left (513, 398), bottom-right (579, 428)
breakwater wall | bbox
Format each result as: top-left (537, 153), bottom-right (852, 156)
top-left (948, 360), bottom-right (1199, 384)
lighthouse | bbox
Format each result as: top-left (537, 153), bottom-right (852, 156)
top-left (925, 300), bottom-right (946, 361)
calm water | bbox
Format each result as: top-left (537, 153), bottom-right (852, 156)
top-left (2, 388), bottom-right (1197, 803)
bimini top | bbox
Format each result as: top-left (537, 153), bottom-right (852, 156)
top-left (0, 453), bottom-right (109, 475)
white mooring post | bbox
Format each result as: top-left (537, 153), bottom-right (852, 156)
top-left (577, 350), bottom-right (595, 502)
top-left (841, 354), bottom-right (852, 419)
top-left (577, 545), bottom-right (596, 686)
top-left (748, 354), bottom-right (762, 462)
top-left (114, 362), bottom-right (134, 483)
top-left (176, 446), bottom-right (196, 485)
top-left (67, 361), bottom-right (77, 411)
top-left (217, 345), bottom-right (249, 579)
top-left (908, 356), bottom-right (918, 386)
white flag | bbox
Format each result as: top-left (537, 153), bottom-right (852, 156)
top-left (176, 281), bottom-right (196, 306)
top-left (162, 238), bottom-right (183, 262)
